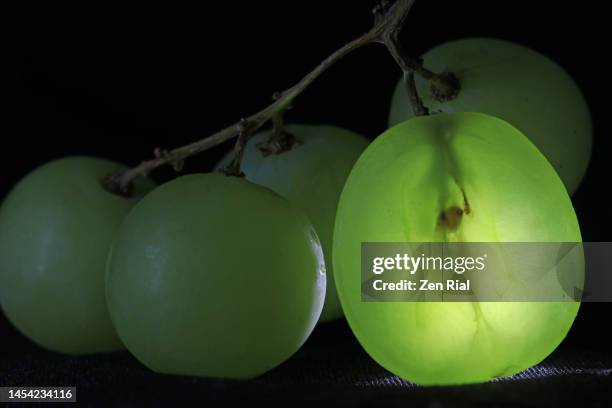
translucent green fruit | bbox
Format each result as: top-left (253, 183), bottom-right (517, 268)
top-left (389, 38), bottom-right (592, 195)
top-left (216, 124), bottom-right (369, 322)
top-left (0, 157), bottom-right (154, 354)
top-left (334, 112), bottom-right (582, 385)
top-left (106, 173), bottom-right (326, 379)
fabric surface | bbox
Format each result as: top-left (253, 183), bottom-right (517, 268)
top-left (1, 320), bottom-right (611, 407)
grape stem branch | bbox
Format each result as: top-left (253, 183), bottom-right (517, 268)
top-left (404, 71), bottom-right (429, 116)
top-left (104, 0), bottom-right (458, 194)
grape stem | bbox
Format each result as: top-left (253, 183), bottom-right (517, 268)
top-left (104, 0), bottom-right (458, 194)
top-left (405, 70), bottom-right (429, 116)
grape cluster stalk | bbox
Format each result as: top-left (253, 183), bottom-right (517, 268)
top-left (104, 0), bottom-right (457, 195)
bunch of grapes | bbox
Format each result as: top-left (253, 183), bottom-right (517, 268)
top-left (0, 5), bottom-right (591, 385)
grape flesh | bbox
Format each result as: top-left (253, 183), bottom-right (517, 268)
top-left (334, 112), bottom-right (582, 385)
top-left (216, 124), bottom-right (369, 322)
top-left (0, 156), bottom-right (154, 354)
top-left (106, 173), bottom-right (326, 378)
top-left (389, 38), bottom-right (592, 195)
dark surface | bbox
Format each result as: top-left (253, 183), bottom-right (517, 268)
top-left (1, 320), bottom-right (611, 407)
top-left (2, 1), bottom-right (612, 406)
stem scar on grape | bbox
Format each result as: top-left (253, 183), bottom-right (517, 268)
top-left (430, 71), bottom-right (461, 102)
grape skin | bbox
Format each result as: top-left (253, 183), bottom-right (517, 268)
top-left (0, 156), bottom-right (155, 354)
top-left (106, 173), bottom-right (326, 378)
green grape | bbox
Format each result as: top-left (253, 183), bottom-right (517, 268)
top-left (216, 124), bottom-right (369, 322)
top-left (0, 156), bottom-right (155, 354)
top-left (389, 38), bottom-right (592, 195)
top-left (333, 112), bottom-right (582, 385)
top-left (106, 173), bottom-right (325, 379)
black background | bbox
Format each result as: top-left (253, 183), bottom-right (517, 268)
top-left (2, 1), bottom-right (611, 406)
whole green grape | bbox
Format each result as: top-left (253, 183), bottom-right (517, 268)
top-left (389, 38), bottom-right (592, 195)
top-left (106, 173), bottom-right (326, 379)
top-left (334, 112), bottom-right (582, 385)
top-left (216, 124), bottom-right (369, 322)
top-left (0, 156), bottom-right (155, 354)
